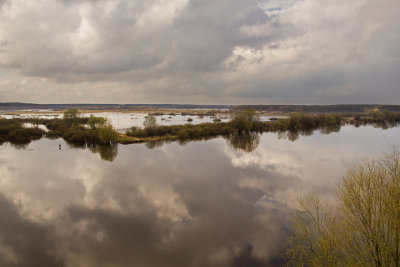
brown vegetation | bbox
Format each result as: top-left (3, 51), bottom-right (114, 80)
top-left (285, 149), bottom-right (400, 267)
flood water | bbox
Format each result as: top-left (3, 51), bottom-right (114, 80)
top-left (1, 111), bottom-right (277, 132)
top-left (0, 125), bottom-right (399, 266)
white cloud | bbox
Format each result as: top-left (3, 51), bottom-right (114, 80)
top-left (0, 0), bottom-right (399, 103)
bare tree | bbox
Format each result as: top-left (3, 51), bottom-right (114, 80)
top-left (285, 149), bottom-right (400, 267)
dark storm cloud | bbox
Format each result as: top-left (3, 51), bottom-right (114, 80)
top-left (1, 0), bottom-right (271, 78)
top-left (0, 0), bottom-right (8, 8)
top-left (0, 0), bottom-right (399, 103)
top-left (171, 0), bottom-right (269, 72)
top-left (0, 1), bottom-right (166, 78)
top-left (0, 0), bottom-right (281, 80)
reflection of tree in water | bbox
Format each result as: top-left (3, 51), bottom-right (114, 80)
top-left (319, 124), bottom-right (341, 135)
top-left (277, 125), bottom-right (342, 142)
top-left (178, 139), bottom-right (189, 146)
top-left (372, 121), bottom-right (400, 130)
top-left (286, 130), bottom-right (299, 142)
top-left (145, 140), bottom-right (165, 149)
top-left (277, 130), bottom-right (299, 142)
top-left (10, 143), bottom-right (28, 150)
top-left (88, 144), bottom-right (118, 162)
top-left (374, 122), bottom-right (389, 130)
top-left (226, 132), bottom-right (260, 153)
top-left (299, 129), bottom-right (313, 137)
top-left (67, 142), bottom-right (118, 162)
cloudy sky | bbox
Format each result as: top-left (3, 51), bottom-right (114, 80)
top-left (0, 0), bottom-right (399, 104)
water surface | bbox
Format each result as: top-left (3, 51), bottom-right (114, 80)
top-left (1, 111), bottom-right (277, 132)
top-left (0, 126), bottom-right (399, 266)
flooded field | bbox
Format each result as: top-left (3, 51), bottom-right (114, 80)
top-left (0, 125), bottom-right (399, 266)
top-left (0, 110), bottom-right (279, 132)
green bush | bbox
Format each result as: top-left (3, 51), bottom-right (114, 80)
top-left (324, 114), bottom-right (341, 126)
top-left (97, 123), bottom-right (118, 144)
top-left (87, 115), bottom-right (106, 129)
top-left (230, 109), bottom-right (259, 133)
top-left (8, 127), bottom-right (44, 144)
top-left (126, 126), bottom-right (146, 137)
top-left (63, 126), bottom-right (99, 145)
top-left (0, 119), bottom-right (44, 144)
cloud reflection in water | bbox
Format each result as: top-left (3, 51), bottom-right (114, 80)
top-left (0, 125), bottom-right (399, 266)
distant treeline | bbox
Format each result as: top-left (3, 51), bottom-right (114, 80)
top-left (234, 104), bottom-right (400, 114)
top-left (0, 102), bottom-right (232, 111)
top-left (2, 102), bottom-right (400, 114)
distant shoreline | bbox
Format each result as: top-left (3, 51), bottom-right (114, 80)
top-left (0, 109), bottom-right (236, 117)
top-left (1, 103), bottom-right (400, 115)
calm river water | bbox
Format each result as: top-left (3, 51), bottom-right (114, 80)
top-left (0, 125), bottom-right (399, 266)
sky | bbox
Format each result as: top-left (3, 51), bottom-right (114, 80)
top-left (0, 0), bottom-right (399, 104)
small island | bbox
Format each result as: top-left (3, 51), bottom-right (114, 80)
top-left (1, 105), bottom-right (399, 147)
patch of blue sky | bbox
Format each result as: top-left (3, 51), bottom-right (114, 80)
top-left (258, 0), bottom-right (296, 14)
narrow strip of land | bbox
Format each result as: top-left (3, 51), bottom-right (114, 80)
top-left (1, 108), bottom-right (399, 146)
